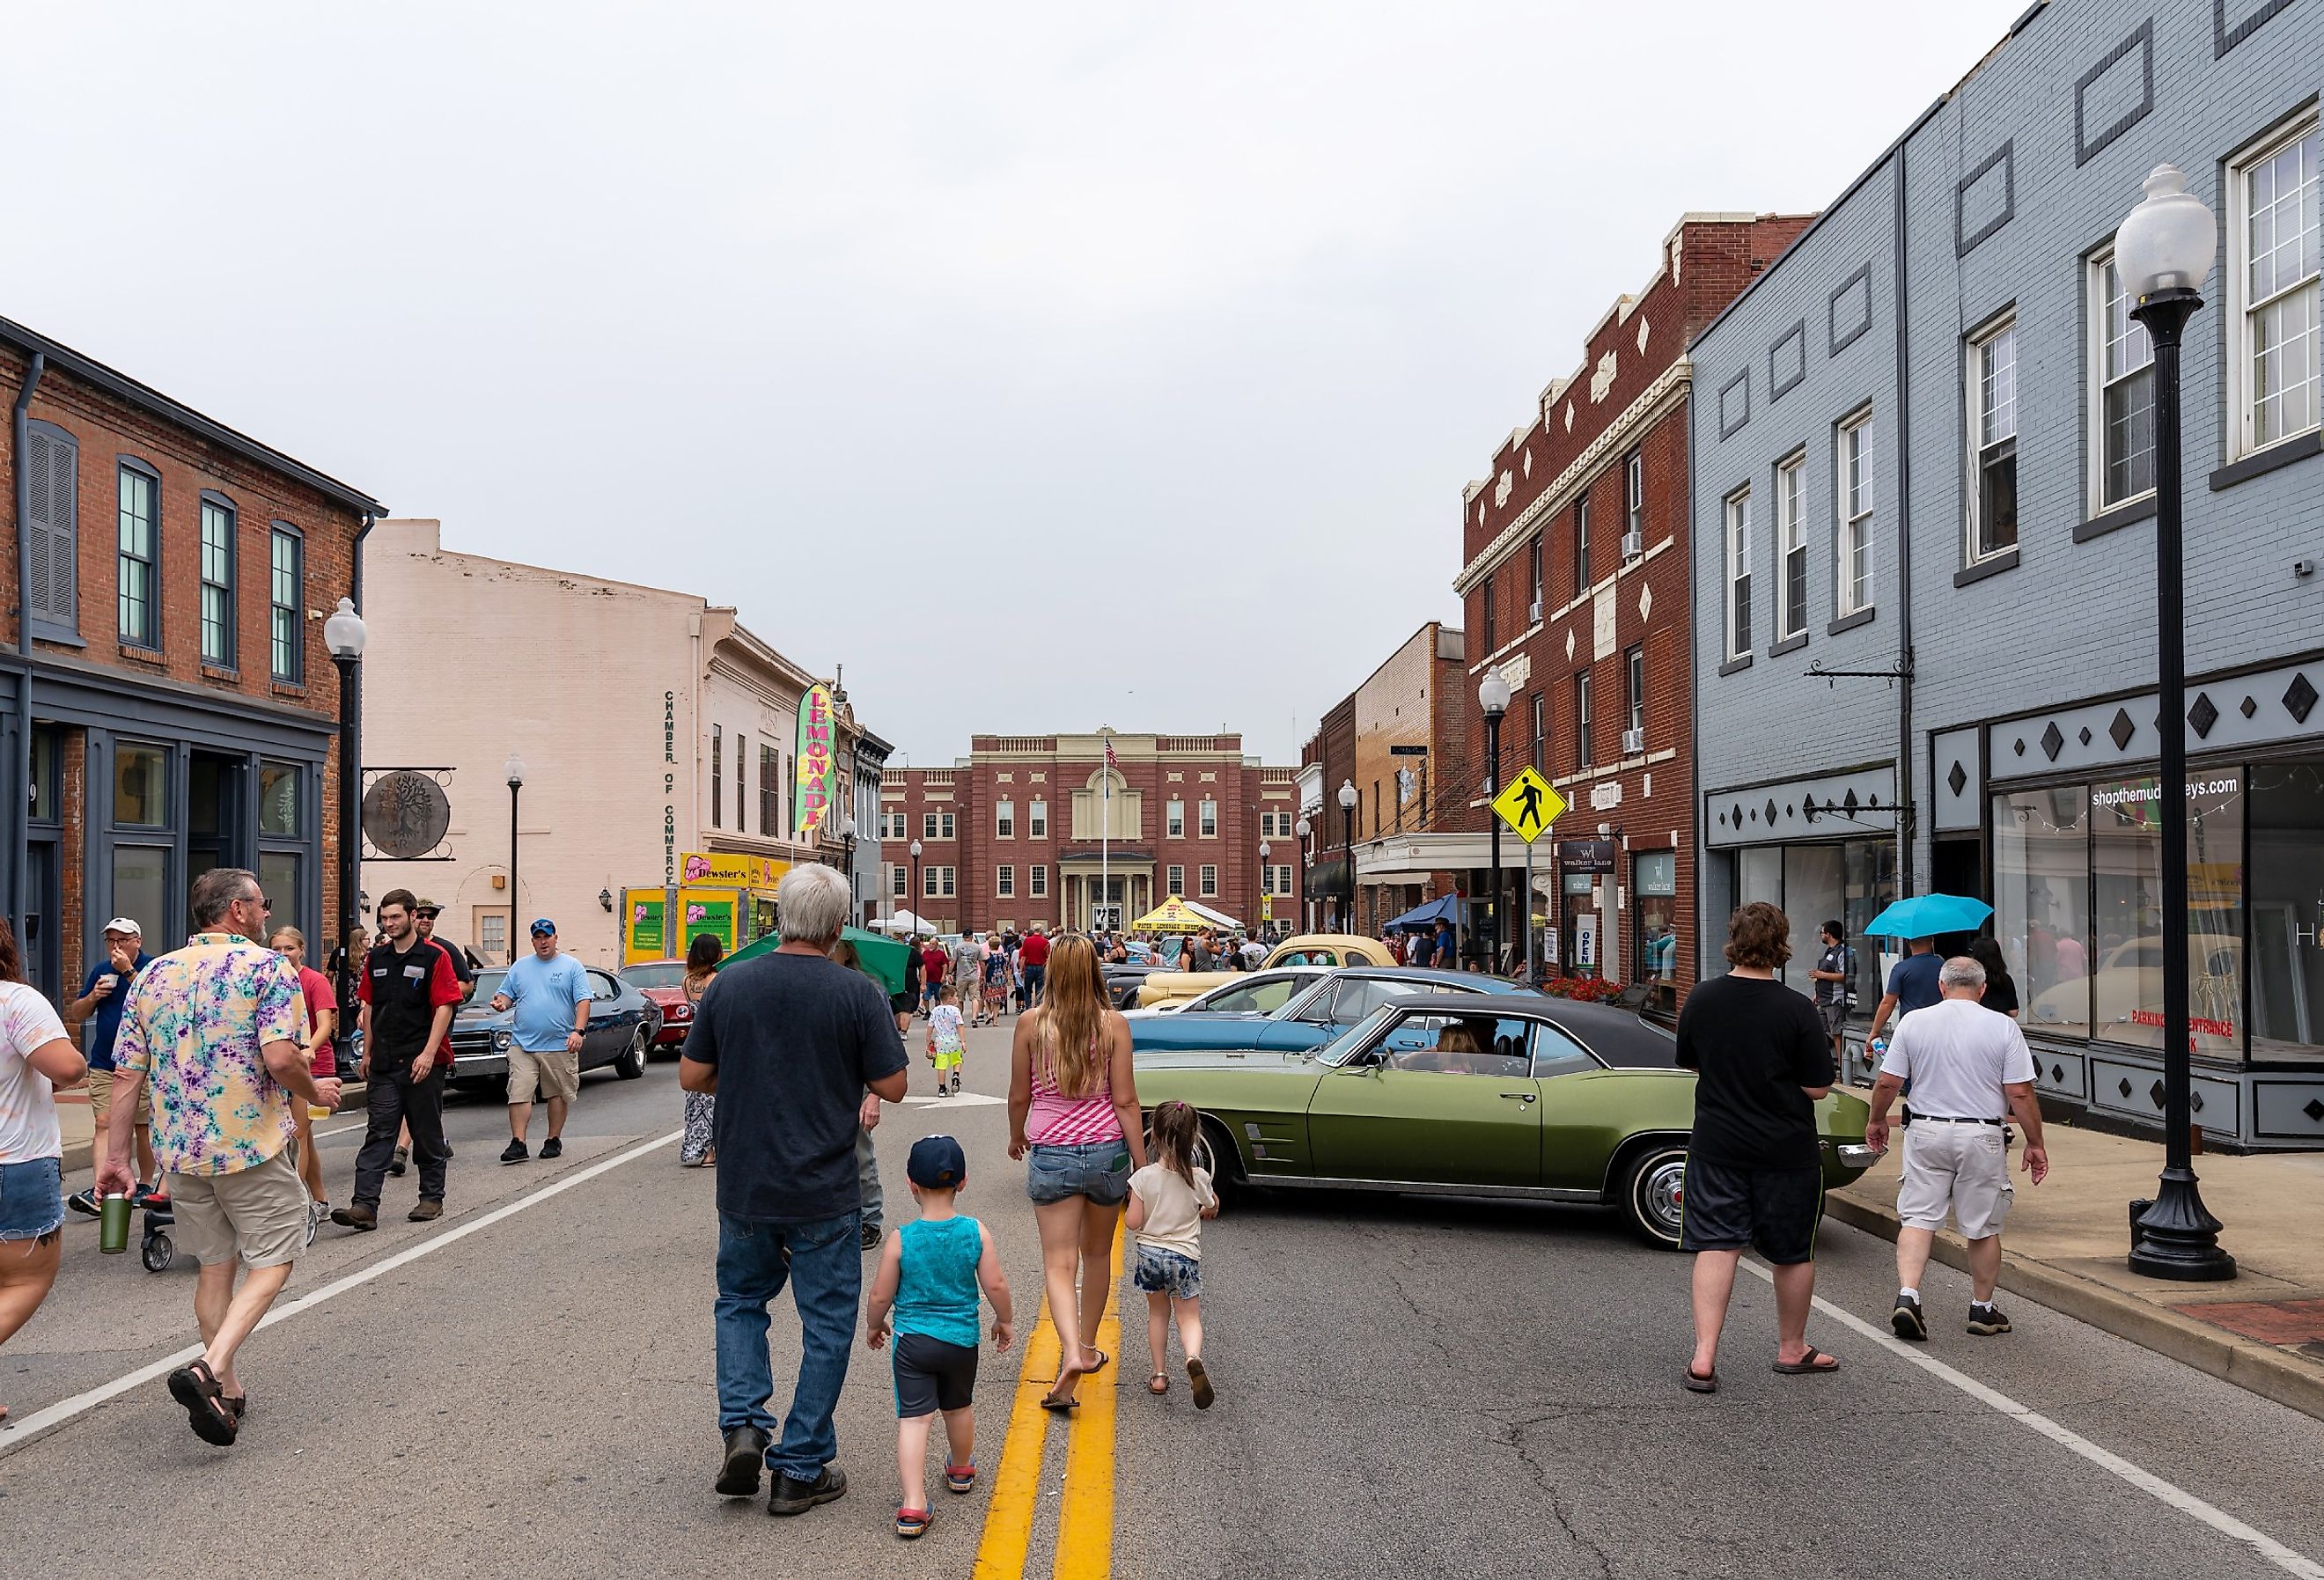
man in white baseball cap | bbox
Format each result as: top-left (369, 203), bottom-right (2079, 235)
top-left (66, 917), bottom-right (158, 1216)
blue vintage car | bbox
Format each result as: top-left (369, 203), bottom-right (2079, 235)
top-left (1129, 966), bottom-right (1528, 1058)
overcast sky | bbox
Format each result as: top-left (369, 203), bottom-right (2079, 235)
top-left (15, 1), bottom-right (2027, 765)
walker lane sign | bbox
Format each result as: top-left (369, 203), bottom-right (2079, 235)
top-left (1490, 768), bottom-right (1564, 845)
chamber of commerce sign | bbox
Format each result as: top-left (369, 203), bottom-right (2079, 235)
top-left (794, 683), bottom-right (836, 841)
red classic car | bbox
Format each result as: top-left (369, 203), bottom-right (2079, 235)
top-left (619, 960), bottom-right (693, 1053)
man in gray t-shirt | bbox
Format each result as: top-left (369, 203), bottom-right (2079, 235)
top-left (1864, 955), bottom-right (2048, 1343)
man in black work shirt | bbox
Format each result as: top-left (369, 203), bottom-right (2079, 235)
top-left (334, 890), bottom-right (463, 1231)
top-left (1674, 901), bottom-right (1839, 1392)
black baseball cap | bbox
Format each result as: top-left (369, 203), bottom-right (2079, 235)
top-left (907, 1135), bottom-right (967, 1190)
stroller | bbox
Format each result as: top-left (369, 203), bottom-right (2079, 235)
top-left (136, 1185), bottom-right (178, 1272)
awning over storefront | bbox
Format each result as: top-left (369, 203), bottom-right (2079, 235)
top-left (1305, 859), bottom-right (1351, 899)
top-left (1385, 893), bottom-right (1467, 931)
top-left (1355, 832), bottom-right (1499, 883)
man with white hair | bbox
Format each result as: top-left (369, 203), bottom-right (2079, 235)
top-left (1864, 954), bottom-right (2049, 1342)
top-left (681, 863), bottom-right (908, 1518)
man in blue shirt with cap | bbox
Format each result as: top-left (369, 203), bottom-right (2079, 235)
top-left (489, 918), bottom-right (592, 1165)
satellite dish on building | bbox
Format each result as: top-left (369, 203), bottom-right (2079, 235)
top-left (362, 770), bottom-right (452, 860)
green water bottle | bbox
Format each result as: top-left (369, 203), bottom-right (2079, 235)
top-left (99, 1193), bottom-right (131, 1254)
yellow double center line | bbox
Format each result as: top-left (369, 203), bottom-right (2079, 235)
top-left (973, 1235), bottom-right (1123, 1579)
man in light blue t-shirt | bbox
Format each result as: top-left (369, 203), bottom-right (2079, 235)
top-left (489, 919), bottom-right (592, 1165)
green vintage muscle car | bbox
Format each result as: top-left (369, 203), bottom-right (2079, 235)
top-left (1134, 992), bottom-right (1879, 1248)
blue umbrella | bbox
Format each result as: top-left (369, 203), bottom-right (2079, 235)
top-left (1861, 893), bottom-right (1992, 940)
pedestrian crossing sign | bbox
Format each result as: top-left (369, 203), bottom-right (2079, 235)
top-left (1491, 767), bottom-right (1564, 845)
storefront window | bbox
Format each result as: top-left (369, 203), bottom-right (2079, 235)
top-left (28, 728), bottom-right (58, 825)
top-left (2249, 759), bottom-right (2324, 1062)
top-left (2089, 774), bottom-right (2243, 1059)
top-left (1997, 787), bottom-right (2092, 1038)
top-left (1711, 838), bottom-right (1893, 1005)
top-left (260, 851), bottom-right (301, 938)
top-left (260, 761), bottom-right (301, 837)
top-left (116, 743), bottom-right (168, 827)
top-left (1633, 852), bottom-right (1677, 993)
top-left (114, 846), bottom-right (170, 943)
top-left (1781, 845), bottom-right (1842, 992)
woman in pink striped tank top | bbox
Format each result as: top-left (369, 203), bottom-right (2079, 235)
top-left (1007, 933), bottom-right (1145, 1411)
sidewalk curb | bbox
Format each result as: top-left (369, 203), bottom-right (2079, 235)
top-left (1823, 1192), bottom-right (2324, 1426)
top-left (59, 1083), bottom-right (372, 1178)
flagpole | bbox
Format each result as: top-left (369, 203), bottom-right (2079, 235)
top-left (1101, 729), bottom-right (1110, 933)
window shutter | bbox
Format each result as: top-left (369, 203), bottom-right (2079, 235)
top-left (25, 425), bottom-right (78, 631)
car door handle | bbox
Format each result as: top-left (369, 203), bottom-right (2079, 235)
top-left (1499, 1091), bottom-right (1536, 1103)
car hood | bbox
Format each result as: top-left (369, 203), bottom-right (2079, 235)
top-left (454, 1003), bottom-right (511, 1030)
top-left (637, 985), bottom-right (686, 1007)
top-left (1131, 1047), bottom-right (1315, 1074)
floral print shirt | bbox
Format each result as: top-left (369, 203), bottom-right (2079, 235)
top-left (113, 931), bottom-right (306, 1176)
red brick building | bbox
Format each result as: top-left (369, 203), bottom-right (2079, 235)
top-left (1454, 214), bottom-right (1812, 1001)
top-left (879, 732), bottom-right (1301, 936)
top-left (1, 317), bottom-right (380, 1004)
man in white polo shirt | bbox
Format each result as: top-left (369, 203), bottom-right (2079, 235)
top-left (1864, 954), bottom-right (2049, 1342)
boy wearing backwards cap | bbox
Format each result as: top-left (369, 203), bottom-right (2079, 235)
top-left (864, 1135), bottom-right (1015, 1540)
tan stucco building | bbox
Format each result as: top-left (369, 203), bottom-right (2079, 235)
top-left (360, 519), bottom-right (886, 966)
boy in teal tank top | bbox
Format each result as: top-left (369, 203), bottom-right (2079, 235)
top-left (866, 1134), bottom-right (1016, 1540)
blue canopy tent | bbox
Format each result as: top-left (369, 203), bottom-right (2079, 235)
top-left (1385, 894), bottom-right (1467, 932)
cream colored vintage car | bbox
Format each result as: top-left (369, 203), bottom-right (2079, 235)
top-left (1134, 933), bottom-right (1401, 1009)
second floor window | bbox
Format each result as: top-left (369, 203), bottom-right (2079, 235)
top-left (1724, 488), bottom-right (1752, 659)
top-left (2092, 253), bottom-right (2155, 509)
top-left (269, 525), bottom-right (302, 681)
top-left (1837, 412), bottom-right (1874, 618)
top-left (1198, 798), bottom-right (1217, 837)
top-left (1573, 496), bottom-right (1592, 596)
top-left (1576, 671), bottom-right (1594, 770)
top-left (710, 725), bottom-right (722, 827)
top-left (1528, 536), bottom-right (1542, 616)
top-left (1777, 454), bottom-right (1806, 643)
top-left (1166, 799), bottom-right (1185, 838)
top-left (1029, 799), bottom-right (1048, 838)
top-left (201, 496), bottom-right (236, 667)
top-left (1624, 448), bottom-right (1645, 551)
top-left (761, 745), bottom-right (779, 835)
top-left (1530, 693), bottom-right (1546, 775)
top-left (1626, 645), bottom-right (1645, 743)
top-left (997, 799), bottom-right (1015, 838)
top-left (1482, 576), bottom-right (1497, 652)
top-left (118, 465), bottom-right (158, 647)
top-left (2233, 117), bottom-right (2321, 454)
top-left (1968, 318), bottom-right (2019, 561)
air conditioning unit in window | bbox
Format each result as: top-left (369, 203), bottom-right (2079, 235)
top-left (1622, 530), bottom-right (1644, 560)
top-left (1622, 726), bottom-right (1645, 754)
top-left (1526, 599), bottom-right (1542, 624)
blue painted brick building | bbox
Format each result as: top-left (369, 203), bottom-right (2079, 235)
top-left (1688, 0), bottom-right (2324, 1146)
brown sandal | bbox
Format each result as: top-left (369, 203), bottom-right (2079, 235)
top-left (1147, 1372), bottom-right (1168, 1395)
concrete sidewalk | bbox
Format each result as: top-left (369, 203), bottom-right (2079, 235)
top-left (1827, 1119), bottom-right (2324, 1422)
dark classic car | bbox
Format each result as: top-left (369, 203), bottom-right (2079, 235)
top-left (1128, 966), bottom-right (1521, 1057)
top-left (1135, 994), bottom-right (1878, 1248)
top-left (619, 960), bottom-right (693, 1051)
top-left (446, 966), bottom-right (661, 1090)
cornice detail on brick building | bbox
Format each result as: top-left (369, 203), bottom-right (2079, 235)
top-left (1455, 363), bottom-right (1689, 594)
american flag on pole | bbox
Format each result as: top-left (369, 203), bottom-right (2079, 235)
top-left (1103, 734), bottom-right (1119, 773)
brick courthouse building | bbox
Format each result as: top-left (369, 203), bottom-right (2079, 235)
top-left (879, 732), bottom-right (1302, 936)
top-left (1, 317), bottom-right (379, 1005)
top-left (1452, 214), bottom-right (1810, 1003)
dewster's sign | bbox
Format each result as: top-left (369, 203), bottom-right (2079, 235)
top-left (794, 684), bottom-right (835, 841)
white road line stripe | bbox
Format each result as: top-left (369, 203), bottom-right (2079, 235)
top-left (0, 1128), bottom-right (682, 1459)
top-left (1739, 1258), bottom-right (2324, 1579)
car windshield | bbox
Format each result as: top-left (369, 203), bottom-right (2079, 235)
top-left (621, 963), bottom-right (686, 989)
top-left (1312, 1004), bottom-right (1402, 1066)
top-left (470, 969), bottom-right (506, 1003)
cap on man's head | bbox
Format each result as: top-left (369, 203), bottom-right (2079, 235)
top-left (102, 917), bottom-right (143, 937)
top-left (907, 1135), bottom-right (967, 1191)
top-left (530, 918), bottom-right (556, 937)
top-left (415, 898), bottom-right (442, 916)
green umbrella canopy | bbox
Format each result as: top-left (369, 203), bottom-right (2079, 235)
top-left (719, 925), bottom-right (908, 996)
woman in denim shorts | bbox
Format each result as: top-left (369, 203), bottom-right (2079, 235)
top-left (0, 916), bottom-right (89, 1422)
top-left (1008, 933), bottom-right (1145, 1412)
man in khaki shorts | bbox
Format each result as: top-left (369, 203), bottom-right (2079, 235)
top-left (101, 868), bottom-right (342, 1445)
top-left (490, 918), bottom-right (591, 1165)
top-left (1864, 954), bottom-right (2049, 1342)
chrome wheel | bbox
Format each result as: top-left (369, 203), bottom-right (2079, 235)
top-left (1623, 1145), bottom-right (1689, 1249)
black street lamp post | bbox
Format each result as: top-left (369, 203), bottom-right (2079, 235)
top-left (324, 598), bottom-right (366, 997)
top-left (1479, 667), bottom-right (1511, 975)
top-left (505, 752), bottom-right (526, 956)
top-left (1336, 780), bottom-right (1357, 934)
top-left (2118, 164), bottom-right (2235, 1282)
top-left (841, 812), bottom-right (858, 925)
top-left (910, 838), bottom-right (923, 934)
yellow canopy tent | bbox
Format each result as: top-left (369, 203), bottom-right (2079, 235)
top-left (1130, 895), bottom-right (1210, 933)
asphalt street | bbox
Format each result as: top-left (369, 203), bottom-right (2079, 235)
top-left (4, 1021), bottom-right (2322, 1580)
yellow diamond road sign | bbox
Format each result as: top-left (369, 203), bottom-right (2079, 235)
top-left (1491, 767), bottom-right (1564, 845)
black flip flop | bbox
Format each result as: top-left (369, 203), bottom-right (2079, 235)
top-left (166, 1360), bottom-right (238, 1445)
top-left (1771, 1347), bottom-right (1840, 1375)
top-left (1037, 1393), bottom-right (1081, 1413)
top-left (1684, 1368), bottom-right (1718, 1393)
